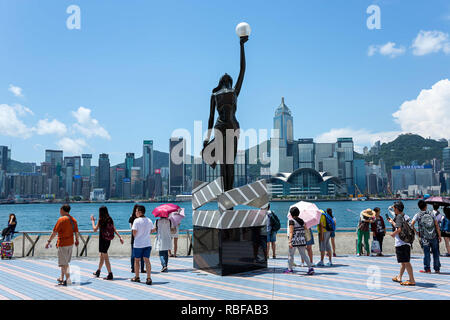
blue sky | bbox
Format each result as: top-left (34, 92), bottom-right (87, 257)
top-left (1, 0), bottom-right (450, 166)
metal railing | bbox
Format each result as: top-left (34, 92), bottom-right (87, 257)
top-left (14, 229), bottom-right (193, 258)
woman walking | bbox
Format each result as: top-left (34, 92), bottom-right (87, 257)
top-left (371, 207), bottom-right (386, 256)
top-left (285, 207), bottom-right (314, 275)
top-left (153, 216), bottom-right (177, 272)
top-left (91, 206), bottom-right (124, 280)
top-left (129, 205), bottom-right (146, 273)
top-left (328, 209), bottom-right (337, 257)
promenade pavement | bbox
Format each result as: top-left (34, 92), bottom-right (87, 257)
top-left (0, 254), bottom-right (449, 300)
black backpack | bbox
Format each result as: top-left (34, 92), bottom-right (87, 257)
top-left (269, 211), bottom-right (281, 233)
top-left (398, 215), bottom-right (415, 244)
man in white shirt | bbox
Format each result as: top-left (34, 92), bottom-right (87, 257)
top-left (131, 205), bottom-right (154, 285)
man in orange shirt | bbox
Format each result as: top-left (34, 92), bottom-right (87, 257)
top-left (46, 204), bottom-right (80, 286)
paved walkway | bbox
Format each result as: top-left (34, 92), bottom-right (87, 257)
top-left (0, 254), bottom-right (449, 300)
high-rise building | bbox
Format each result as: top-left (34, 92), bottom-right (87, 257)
top-left (131, 167), bottom-right (142, 197)
top-left (169, 137), bottom-right (186, 195)
top-left (142, 140), bottom-right (154, 180)
top-left (391, 165), bottom-right (433, 193)
top-left (115, 168), bottom-right (125, 198)
top-left (0, 146), bottom-right (8, 172)
top-left (443, 146), bottom-right (450, 173)
top-left (336, 138), bottom-right (354, 194)
top-left (353, 159), bottom-right (366, 195)
top-left (125, 153), bottom-right (135, 179)
top-left (81, 154), bottom-right (92, 177)
top-left (270, 98), bottom-right (294, 174)
top-left (98, 153), bottom-right (111, 199)
top-left (298, 139), bottom-right (314, 169)
top-left (45, 150), bottom-right (63, 177)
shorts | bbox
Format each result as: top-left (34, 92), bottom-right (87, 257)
top-left (58, 245), bottom-right (73, 267)
top-left (330, 231), bottom-right (336, 238)
top-left (267, 232), bottom-right (277, 243)
top-left (396, 244), bottom-right (411, 263)
top-left (99, 237), bottom-right (111, 254)
top-left (133, 246), bottom-right (152, 259)
top-left (441, 231), bottom-right (450, 238)
top-left (319, 231), bottom-right (332, 252)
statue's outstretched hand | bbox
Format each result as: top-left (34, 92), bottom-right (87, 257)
top-left (240, 36), bottom-right (249, 45)
top-left (203, 140), bottom-right (209, 149)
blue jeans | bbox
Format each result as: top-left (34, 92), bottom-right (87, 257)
top-left (159, 250), bottom-right (169, 268)
top-left (423, 238), bottom-right (441, 272)
top-left (131, 243), bottom-right (145, 271)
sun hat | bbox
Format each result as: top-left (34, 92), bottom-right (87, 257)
top-left (361, 208), bottom-right (376, 218)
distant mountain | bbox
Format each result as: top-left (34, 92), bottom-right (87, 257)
top-left (8, 159), bottom-right (36, 173)
top-left (355, 133), bottom-right (448, 169)
top-left (112, 150), bottom-right (169, 170)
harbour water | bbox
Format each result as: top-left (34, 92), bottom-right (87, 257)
top-left (0, 200), bottom-right (423, 233)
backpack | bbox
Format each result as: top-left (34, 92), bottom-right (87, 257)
top-left (101, 221), bottom-right (115, 241)
top-left (441, 216), bottom-right (450, 233)
top-left (323, 212), bottom-right (336, 232)
top-left (418, 211), bottom-right (437, 240)
top-left (398, 215), bottom-right (415, 244)
top-left (291, 219), bottom-right (307, 247)
top-left (269, 211), bottom-right (281, 233)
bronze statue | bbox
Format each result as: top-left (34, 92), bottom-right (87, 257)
top-left (202, 35), bottom-right (248, 192)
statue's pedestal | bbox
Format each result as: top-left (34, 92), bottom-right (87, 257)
top-left (193, 226), bottom-right (267, 276)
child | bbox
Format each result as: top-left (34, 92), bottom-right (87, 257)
top-left (285, 207), bottom-right (314, 275)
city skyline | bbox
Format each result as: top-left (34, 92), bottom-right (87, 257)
top-left (1, 1), bottom-right (450, 165)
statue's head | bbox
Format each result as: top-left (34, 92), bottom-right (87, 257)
top-left (213, 73), bottom-right (233, 93)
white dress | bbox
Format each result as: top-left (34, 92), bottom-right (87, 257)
top-left (154, 218), bottom-right (173, 251)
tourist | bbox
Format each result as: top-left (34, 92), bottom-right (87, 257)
top-left (131, 205), bottom-right (153, 285)
top-left (284, 207), bottom-right (314, 275)
top-left (129, 205), bottom-right (145, 273)
top-left (386, 201), bottom-right (416, 286)
top-left (317, 209), bottom-right (334, 267)
top-left (411, 200), bottom-right (441, 274)
top-left (267, 205), bottom-right (280, 259)
top-left (441, 207), bottom-right (450, 257)
top-left (357, 209), bottom-right (375, 256)
top-left (45, 204), bottom-right (80, 286)
top-left (91, 206), bottom-right (124, 280)
top-left (371, 207), bottom-right (386, 256)
top-left (327, 209), bottom-right (337, 257)
top-left (153, 216), bottom-right (177, 272)
top-left (169, 224), bottom-right (179, 258)
top-left (1, 214), bottom-right (17, 242)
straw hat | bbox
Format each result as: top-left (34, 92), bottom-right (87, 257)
top-left (361, 208), bottom-right (376, 218)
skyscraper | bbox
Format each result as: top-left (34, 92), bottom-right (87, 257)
top-left (125, 153), bottom-right (135, 179)
top-left (0, 146), bottom-right (8, 172)
top-left (45, 150), bottom-right (63, 177)
top-left (271, 97), bottom-right (294, 174)
top-left (298, 139), bottom-right (315, 169)
top-left (142, 140), bottom-right (154, 180)
top-left (98, 153), bottom-right (111, 199)
top-left (169, 137), bottom-right (186, 195)
top-left (81, 154), bottom-right (92, 177)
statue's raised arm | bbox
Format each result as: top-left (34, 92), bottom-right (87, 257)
top-left (234, 36), bottom-right (248, 97)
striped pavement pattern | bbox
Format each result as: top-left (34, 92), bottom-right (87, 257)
top-left (192, 210), bottom-right (267, 229)
top-left (0, 255), bottom-right (449, 300)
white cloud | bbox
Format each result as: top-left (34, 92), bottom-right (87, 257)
top-left (412, 30), bottom-right (450, 56)
top-left (36, 119), bottom-right (67, 136)
top-left (12, 104), bottom-right (33, 116)
top-left (0, 104), bottom-right (33, 138)
top-left (393, 79), bottom-right (450, 139)
top-left (317, 79), bottom-right (450, 151)
top-left (315, 128), bottom-right (401, 153)
top-left (8, 84), bottom-right (23, 97)
top-left (72, 106), bottom-right (111, 140)
top-left (57, 137), bottom-right (87, 154)
top-left (368, 42), bottom-right (406, 58)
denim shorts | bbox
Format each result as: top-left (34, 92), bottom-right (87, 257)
top-left (133, 246), bottom-right (152, 259)
top-left (267, 232), bottom-right (277, 243)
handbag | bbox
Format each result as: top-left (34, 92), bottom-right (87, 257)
top-left (371, 238), bottom-right (381, 253)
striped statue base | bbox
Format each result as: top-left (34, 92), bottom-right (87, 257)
top-left (192, 179), bottom-right (269, 276)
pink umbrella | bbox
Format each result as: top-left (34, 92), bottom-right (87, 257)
top-left (287, 201), bottom-right (322, 229)
top-left (169, 208), bottom-right (185, 227)
top-left (152, 203), bottom-right (181, 218)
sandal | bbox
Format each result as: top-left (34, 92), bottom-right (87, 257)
top-left (400, 281), bottom-right (416, 286)
top-left (130, 276), bottom-right (140, 283)
top-left (392, 276), bottom-right (401, 283)
top-left (146, 278), bottom-right (152, 285)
